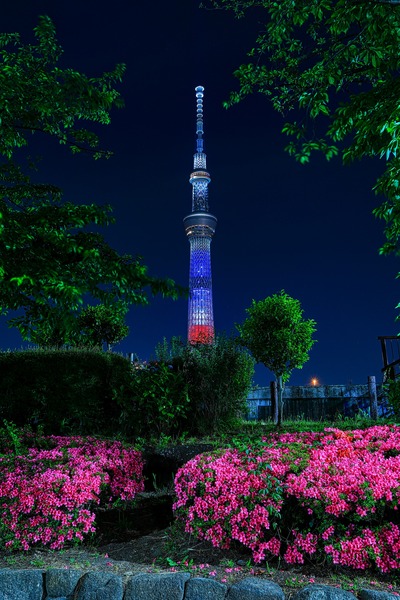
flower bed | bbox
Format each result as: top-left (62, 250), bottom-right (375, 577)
top-left (173, 425), bottom-right (400, 572)
top-left (0, 435), bottom-right (144, 551)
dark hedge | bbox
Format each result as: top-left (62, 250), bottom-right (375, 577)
top-left (0, 349), bottom-right (133, 434)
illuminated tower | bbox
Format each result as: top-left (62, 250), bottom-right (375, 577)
top-left (183, 86), bottom-right (217, 344)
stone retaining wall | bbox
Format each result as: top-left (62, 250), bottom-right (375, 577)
top-left (0, 569), bottom-right (397, 600)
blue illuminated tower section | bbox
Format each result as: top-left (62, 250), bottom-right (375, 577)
top-left (183, 86), bottom-right (217, 344)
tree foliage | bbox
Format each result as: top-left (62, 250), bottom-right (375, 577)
top-left (153, 334), bottom-right (255, 434)
top-left (203, 0), bottom-right (400, 258)
top-left (182, 334), bottom-right (255, 433)
top-left (78, 303), bottom-right (129, 351)
top-left (237, 291), bottom-right (316, 424)
top-left (0, 15), bottom-right (125, 159)
top-left (120, 360), bottom-right (190, 438)
top-left (0, 17), bottom-right (182, 343)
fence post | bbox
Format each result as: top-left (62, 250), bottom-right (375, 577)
top-left (270, 380), bottom-right (278, 425)
top-left (368, 375), bottom-right (378, 420)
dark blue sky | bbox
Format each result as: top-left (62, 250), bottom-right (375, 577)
top-left (1, 1), bottom-right (398, 386)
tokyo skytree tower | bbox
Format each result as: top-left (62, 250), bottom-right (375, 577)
top-left (183, 86), bottom-right (217, 344)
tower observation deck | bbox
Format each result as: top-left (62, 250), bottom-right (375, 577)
top-left (183, 86), bottom-right (217, 344)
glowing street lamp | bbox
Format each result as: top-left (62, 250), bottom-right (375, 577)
top-left (311, 378), bottom-right (319, 387)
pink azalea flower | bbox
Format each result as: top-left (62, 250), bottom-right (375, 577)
top-left (173, 425), bottom-right (400, 573)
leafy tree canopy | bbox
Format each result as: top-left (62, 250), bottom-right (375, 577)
top-left (238, 290), bottom-right (317, 381)
top-left (0, 17), bottom-right (182, 343)
top-left (203, 0), bottom-right (400, 256)
top-left (77, 303), bottom-right (130, 351)
top-left (237, 291), bottom-right (316, 424)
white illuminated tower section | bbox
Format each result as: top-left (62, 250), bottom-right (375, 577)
top-left (183, 86), bottom-right (217, 344)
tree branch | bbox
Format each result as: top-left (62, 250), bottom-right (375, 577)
top-left (12, 124), bottom-right (112, 158)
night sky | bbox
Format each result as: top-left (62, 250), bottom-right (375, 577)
top-left (1, 1), bottom-right (398, 387)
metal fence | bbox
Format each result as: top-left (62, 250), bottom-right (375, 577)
top-left (247, 383), bottom-right (390, 421)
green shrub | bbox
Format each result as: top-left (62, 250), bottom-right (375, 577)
top-left (120, 335), bottom-right (254, 439)
top-left (0, 349), bottom-right (133, 434)
top-left (385, 378), bottom-right (400, 416)
top-left (117, 360), bottom-right (190, 438)
top-left (181, 334), bottom-right (255, 435)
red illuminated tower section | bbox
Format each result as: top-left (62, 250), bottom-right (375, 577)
top-left (183, 86), bottom-right (217, 344)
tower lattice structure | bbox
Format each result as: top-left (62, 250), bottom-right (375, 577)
top-left (183, 86), bottom-right (217, 344)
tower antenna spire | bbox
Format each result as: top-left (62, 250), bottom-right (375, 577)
top-left (183, 86), bottom-right (217, 344)
top-left (195, 85), bottom-right (204, 154)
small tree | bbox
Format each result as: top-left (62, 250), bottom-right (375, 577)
top-left (78, 303), bottom-right (129, 351)
top-left (238, 291), bottom-right (317, 425)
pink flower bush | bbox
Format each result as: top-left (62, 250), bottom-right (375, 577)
top-left (0, 435), bottom-right (144, 551)
top-left (173, 425), bottom-right (400, 572)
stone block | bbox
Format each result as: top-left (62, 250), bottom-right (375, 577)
top-left (227, 577), bottom-right (284, 600)
top-left (74, 572), bottom-right (123, 600)
top-left (0, 569), bottom-right (43, 600)
top-left (45, 569), bottom-right (82, 599)
top-left (293, 584), bottom-right (357, 600)
top-left (360, 590), bottom-right (400, 600)
top-left (125, 572), bottom-right (190, 600)
top-left (185, 576), bottom-right (227, 600)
